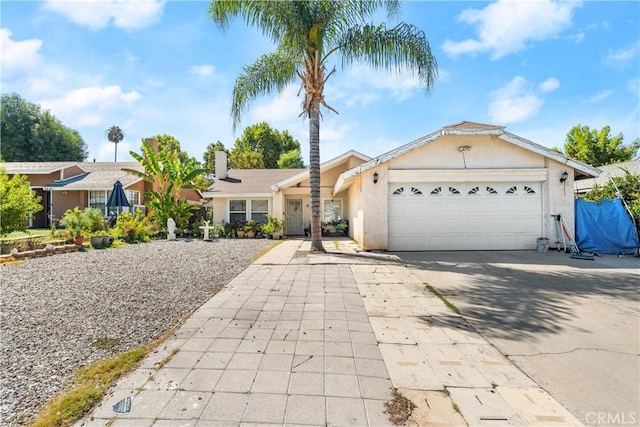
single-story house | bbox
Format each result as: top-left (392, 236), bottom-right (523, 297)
top-left (204, 121), bottom-right (600, 251)
top-left (2, 138), bottom-right (203, 228)
top-left (574, 158), bottom-right (640, 194)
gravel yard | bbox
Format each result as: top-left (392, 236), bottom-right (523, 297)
top-left (0, 238), bottom-right (273, 426)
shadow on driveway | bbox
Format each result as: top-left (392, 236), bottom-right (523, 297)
top-left (394, 250), bottom-right (639, 341)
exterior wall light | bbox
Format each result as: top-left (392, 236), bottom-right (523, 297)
top-left (373, 172), bottom-right (379, 184)
top-left (560, 171), bottom-right (569, 183)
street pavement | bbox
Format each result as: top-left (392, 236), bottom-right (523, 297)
top-left (78, 239), bottom-right (592, 426)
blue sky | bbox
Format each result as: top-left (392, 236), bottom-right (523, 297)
top-left (2, 0), bottom-right (638, 165)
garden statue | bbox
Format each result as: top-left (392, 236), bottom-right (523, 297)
top-left (167, 217), bottom-right (176, 240)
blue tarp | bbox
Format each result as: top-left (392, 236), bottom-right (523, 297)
top-left (575, 198), bottom-right (639, 254)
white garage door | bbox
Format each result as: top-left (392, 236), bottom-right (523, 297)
top-left (388, 182), bottom-right (542, 251)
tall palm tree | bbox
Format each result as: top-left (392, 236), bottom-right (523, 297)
top-left (106, 125), bottom-right (124, 162)
top-left (210, 0), bottom-right (437, 252)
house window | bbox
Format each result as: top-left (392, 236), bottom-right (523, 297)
top-left (323, 199), bottom-right (342, 222)
top-left (486, 186), bottom-right (498, 194)
top-left (89, 190), bottom-right (107, 213)
top-left (229, 200), bottom-right (247, 223)
top-left (449, 186), bottom-right (460, 195)
top-left (229, 199), bottom-right (270, 223)
top-left (127, 190), bottom-right (140, 206)
top-left (524, 186), bottom-right (536, 194)
top-left (468, 186), bottom-right (480, 195)
top-left (250, 199), bottom-right (269, 223)
top-left (430, 187), bottom-right (442, 195)
top-left (411, 187), bottom-right (423, 195)
top-left (506, 186), bottom-right (517, 194)
top-left (392, 187), bottom-right (404, 195)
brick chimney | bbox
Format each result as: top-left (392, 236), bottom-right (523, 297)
top-left (215, 151), bottom-right (228, 180)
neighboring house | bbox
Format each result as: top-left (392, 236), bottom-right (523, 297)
top-left (204, 121), bottom-right (600, 251)
top-left (2, 161), bottom-right (147, 228)
top-left (574, 158), bottom-right (640, 194)
top-left (2, 138), bottom-right (205, 229)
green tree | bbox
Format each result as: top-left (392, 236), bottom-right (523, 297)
top-left (278, 148), bottom-right (305, 169)
top-left (106, 125), bottom-right (124, 162)
top-left (583, 169), bottom-right (640, 229)
top-left (1, 93), bottom-right (88, 161)
top-left (554, 125), bottom-right (640, 167)
top-left (153, 134), bottom-right (192, 163)
top-left (210, 0), bottom-right (437, 251)
top-left (0, 167), bottom-right (43, 235)
top-left (229, 122), bottom-right (301, 169)
top-left (123, 140), bottom-right (208, 230)
top-left (203, 141), bottom-right (229, 174)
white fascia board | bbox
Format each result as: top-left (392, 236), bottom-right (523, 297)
top-left (388, 168), bottom-right (548, 182)
top-left (201, 192), bottom-right (274, 199)
top-left (500, 132), bottom-right (600, 177)
top-left (442, 127), bottom-right (504, 136)
top-left (335, 130), bottom-right (442, 188)
top-left (272, 150), bottom-right (372, 192)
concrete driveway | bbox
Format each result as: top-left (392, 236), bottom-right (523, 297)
top-left (396, 250), bottom-right (639, 427)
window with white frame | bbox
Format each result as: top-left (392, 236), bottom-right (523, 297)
top-left (323, 199), bottom-right (342, 222)
top-left (89, 190), bottom-right (107, 213)
top-left (229, 200), bottom-right (247, 223)
top-left (127, 190), bottom-right (140, 206)
top-left (250, 199), bottom-right (269, 223)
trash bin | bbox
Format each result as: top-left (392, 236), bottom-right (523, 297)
top-left (536, 237), bottom-right (549, 253)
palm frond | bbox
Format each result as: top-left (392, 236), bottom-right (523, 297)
top-left (231, 51), bottom-right (298, 131)
top-left (336, 22), bottom-right (438, 92)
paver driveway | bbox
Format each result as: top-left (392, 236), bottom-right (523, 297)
top-left (397, 250), bottom-right (640, 427)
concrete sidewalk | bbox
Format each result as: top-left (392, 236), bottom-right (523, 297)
top-left (79, 239), bottom-right (582, 426)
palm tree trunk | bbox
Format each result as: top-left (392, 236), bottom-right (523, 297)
top-left (309, 109), bottom-right (325, 252)
top-left (114, 142), bottom-right (118, 162)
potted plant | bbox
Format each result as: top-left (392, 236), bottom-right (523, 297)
top-left (84, 208), bottom-right (107, 248)
top-left (262, 215), bottom-right (284, 239)
top-left (211, 224), bottom-right (224, 238)
top-left (244, 220), bottom-right (258, 238)
top-left (59, 207), bottom-right (88, 245)
top-left (236, 222), bottom-right (245, 238)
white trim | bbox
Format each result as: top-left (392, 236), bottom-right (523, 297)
top-left (272, 150), bottom-right (370, 191)
top-left (226, 197), bottom-right (271, 223)
top-left (388, 168), bottom-right (548, 183)
top-left (204, 192), bottom-right (273, 199)
top-left (333, 123), bottom-right (600, 194)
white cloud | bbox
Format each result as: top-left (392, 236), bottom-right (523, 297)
top-left (39, 85), bottom-right (141, 127)
top-left (188, 65), bottom-right (216, 77)
top-left (605, 41), bottom-right (639, 67)
top-left (251, 85), bottom-right (304, 123)
top-left (43, 0), bottom-right (165, 30)
top-left (539, 77), bottom-right (560, 93)
top-left (442, 0), bottom-right (580, 60)
top-left (489, 76), bottom-right (544, 123)
top-left (341, 64), bottom-right (422, 105)
top-left (583, 90), bottom-right (613, 103)
top-left (0, 28), bottom-right (42, 77)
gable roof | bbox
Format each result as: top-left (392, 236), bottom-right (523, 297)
top-left (2, 161), bottom-right (144, 190)
top-left (333, 121), bottom-right (601, 194)
top-left (1, 161), bottom-right (79, 174)
top-left (201, 150), bottom-right (371, 198)
top-left (203, 169), bottom-right (303, 198)
top-left (575, 158), bottom-right (640, 193)
top-left (271, 150), bottom-right (371, 192)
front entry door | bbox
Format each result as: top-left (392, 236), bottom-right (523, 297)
top-left (286, 199), bottom-right (304, 235)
